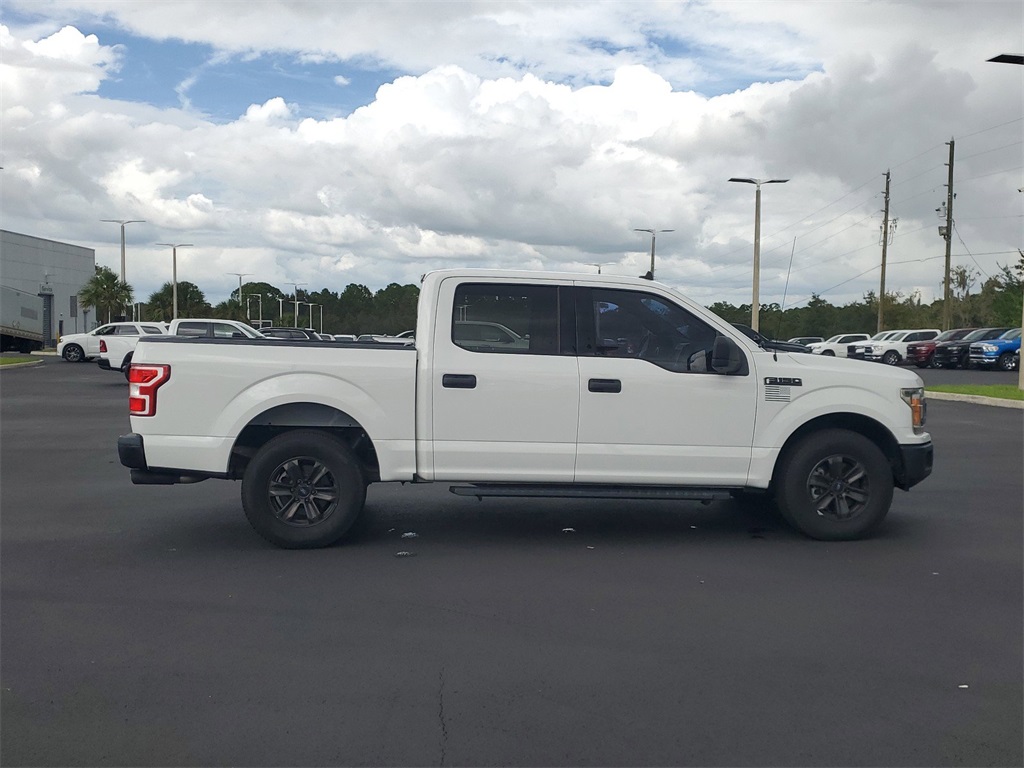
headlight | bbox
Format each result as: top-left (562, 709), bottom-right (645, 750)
top-left (979, 343), bottom-right (998, 352)
top-left (901, 387), bottom-right (926, 430)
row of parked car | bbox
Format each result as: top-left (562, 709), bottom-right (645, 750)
top-left (55, 320), bottom-right (416, 379)
top-left (786, 327), bottom-right (1021, 370)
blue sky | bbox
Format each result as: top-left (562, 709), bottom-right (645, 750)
top-left (4, 7), bottom-right (402, 120)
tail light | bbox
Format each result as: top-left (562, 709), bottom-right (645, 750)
top-left (99, 339), bottom-right (107, 352)
top-left (129, 365), bottom-right (171, 416)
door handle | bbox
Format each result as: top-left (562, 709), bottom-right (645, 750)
top-left (442, 374), bottom-right (477, 389)
top-left (588, 378), bottom-right (621, 393)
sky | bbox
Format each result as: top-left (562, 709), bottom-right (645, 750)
top-left (1, 0), bottom-right (1022, 314)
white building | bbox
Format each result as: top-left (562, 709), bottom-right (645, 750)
top-left (1, 230), bottom-right (96, 344)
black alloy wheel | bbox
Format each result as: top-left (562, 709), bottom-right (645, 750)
top-left (775, 429), bottom-right (893, 540)
top-left (242, 430), bottom-right (366, 548)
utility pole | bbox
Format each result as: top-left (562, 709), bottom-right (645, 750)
top-left (941, 139), bottom-right (955, 331)
top-left (633, 228), bottom-right (674, 279)
top-left (877, 171), bottom-right (895, 333)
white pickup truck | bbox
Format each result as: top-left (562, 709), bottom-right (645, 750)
top-left (99, 318), bottom-right (264, 379)
top-left (118, 269), bottom-right (933, 548)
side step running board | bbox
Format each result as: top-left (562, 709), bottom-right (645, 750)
top-left (449, 484), bottom-right (735, 502)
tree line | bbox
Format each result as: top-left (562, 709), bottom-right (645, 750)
top-left (77, 256), bottom-right (1022, 338)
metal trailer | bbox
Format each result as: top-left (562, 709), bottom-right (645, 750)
top-left (1, 285), bottom-right (45, 353)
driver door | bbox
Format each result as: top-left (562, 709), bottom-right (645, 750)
top-left (574, 285), bottom-right (757, 486)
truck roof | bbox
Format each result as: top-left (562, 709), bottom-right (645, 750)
top-left (422, 268), bottom-right (664, 289)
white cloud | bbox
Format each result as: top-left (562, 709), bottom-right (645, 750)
top-left (1, 2), bottom-right (1021, 313)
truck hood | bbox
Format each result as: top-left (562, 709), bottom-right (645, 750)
top-left (768, 349), bottom-right (924, 388)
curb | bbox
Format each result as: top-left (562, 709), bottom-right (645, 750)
top-left (927, 391), bottom-right (1024, 410)
top-left (0, 358), bottom-right (45, 370)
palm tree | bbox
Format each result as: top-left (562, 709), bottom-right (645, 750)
top-left (79, 266), bottom-right (133, 323)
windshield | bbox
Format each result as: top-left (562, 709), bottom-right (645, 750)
top-left (999, 328), bottom-right (1022, 340)
top-left (824, 334), bottom-right (844, 343)
top-left (963, 328), bottom-right (1007, 342)
top-left (935, 328), bottom-right (971, 342)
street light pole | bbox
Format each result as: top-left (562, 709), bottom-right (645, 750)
top-left (101, 219), bottom-right (145, 283)
top-left (245, 294), bottom-right (263, 325)
top-left (156, 243), bottom-right (193, 320)
top-left (288, 283), bottom-right (308, 327)
top-left (728, 177), bottom-right (789, 332)
top-left (633, 229), bottom-right (674, 278)
top-left (226, 273), bottom-right (253, 308)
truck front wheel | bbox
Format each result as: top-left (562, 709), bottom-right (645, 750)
top-left (775, 429), bottom-right (893, 541)
top-left (241, 430), bottom-right (366, 548)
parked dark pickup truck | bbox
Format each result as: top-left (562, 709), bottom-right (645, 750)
top-left (906, 328), bottom-right (975, 368)
top-left (932, 327), bottom-right (1010, 368)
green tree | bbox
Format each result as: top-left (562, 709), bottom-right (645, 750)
top-left (983, 254), bottom-right (1024, 327)
top-left (145, 281), bottom-right (210, 321)
top-left (78, 266), bottom-right (133, 323)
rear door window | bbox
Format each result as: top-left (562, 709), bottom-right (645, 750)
top-left (450, 283), bottom-right (566, 355)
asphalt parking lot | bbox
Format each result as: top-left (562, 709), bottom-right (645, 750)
top-left (1, 358), bottom-right (1021, 767)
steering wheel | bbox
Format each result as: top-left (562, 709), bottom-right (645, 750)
top-left (673, 343), bottom-right (693, 370)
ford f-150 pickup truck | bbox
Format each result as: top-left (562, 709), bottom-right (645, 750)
top-left (118, 269), bottom-right (933, 548)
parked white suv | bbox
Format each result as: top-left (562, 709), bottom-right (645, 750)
top-left (807, 333), bottom-right (870, 357)
top-left (57, 322), bottom-right (167, 362)
top-left (864, 329), bottom-right (941, 365)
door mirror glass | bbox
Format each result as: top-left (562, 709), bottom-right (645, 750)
top-left (711, 336), bottom-right (746, 374)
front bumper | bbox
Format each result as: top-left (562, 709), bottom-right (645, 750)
top-left (896, 441), bottom-right (933, 490)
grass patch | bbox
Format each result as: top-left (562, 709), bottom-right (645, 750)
top-left (0, 356), bottom-right (39, 366)
top-left (928, 383), bottom-right (1024, 401)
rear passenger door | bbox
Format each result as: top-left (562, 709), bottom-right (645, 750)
top-left (429, 278), bottom-right (579, 482)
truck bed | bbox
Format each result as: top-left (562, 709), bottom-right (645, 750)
top-left (129, 336), bottom-right (418, 480)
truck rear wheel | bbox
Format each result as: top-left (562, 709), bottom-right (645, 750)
top-left (775, 429), bottom-right (893, 541)
top-left (241, 430), bottom-right (366, 549)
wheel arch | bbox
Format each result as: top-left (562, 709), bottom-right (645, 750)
top-left (228, 402), bottom-right (380, 481)
top-left (773, 412), bottom-right (902, 488)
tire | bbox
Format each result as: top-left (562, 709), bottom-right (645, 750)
top-left (775, 429), bottom-right (894, 541)
top-left (241, 430), bottom-right (366, 549)
top-left (997, 352), bottom-right (1014, 371)
top-left (122, 353), bottom-right (133, 381)
top-left (821, 350), bottom-right (835, 357)
top-left (882, 350), bottom-right (900, 365)
top-left (62, 344), bottom-right (84, 362)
